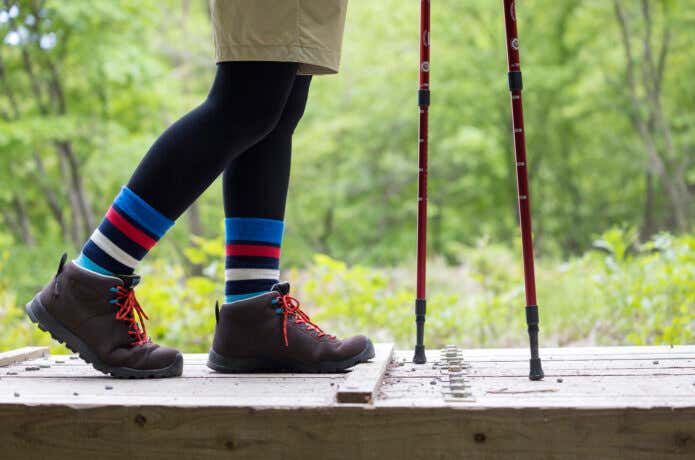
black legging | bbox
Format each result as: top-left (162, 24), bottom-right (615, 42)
top-left (127, 61), bottom-right (311, 221)
top-left (224, 74), bottom-right (311, 220)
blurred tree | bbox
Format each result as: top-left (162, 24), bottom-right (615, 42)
top-left (613, 0), bottom-right (692, 234)
top-left (0, 1), bottom-right (166, 247)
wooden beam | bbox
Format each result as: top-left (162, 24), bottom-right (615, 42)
top-left (337, 343), bottom-right (393, 404)
top-left (0, 347), bottom-right (48, 367)
top-left (0, 405), bottom-right (693, 460)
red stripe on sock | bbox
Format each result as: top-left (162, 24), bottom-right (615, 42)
top-left (226, 244), bottom-right (281, 258)
top-left (106, 207), bottom-right (157, 250)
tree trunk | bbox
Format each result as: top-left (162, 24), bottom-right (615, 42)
top-left (1, 208), bottom-right (24, 244)
top-left (12, 194), bottom-right (35, 246)
top-left (56, 141), bottom-right (94, 239)
top-left (641, 168), bottom-right (655, 240)
top-left (33, 152), bottom-right (69, 241)
top-left (178, 0), bottom-right (206, 276)
top-left (57, 149), bottom-right (83, 247)
top-left (186, 203), bottom-right (205, 276)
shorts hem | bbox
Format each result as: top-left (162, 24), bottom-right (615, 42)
top-left (215, 44), bottom-right (340, 75)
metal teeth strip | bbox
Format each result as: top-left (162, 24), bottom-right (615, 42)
top-left (439, 345), bottom-right (474, 401)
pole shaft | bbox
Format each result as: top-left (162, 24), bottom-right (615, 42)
top-left (502, 0), bottom-right (536, 306)
top-left (417, 0), bottom-right (430, 300)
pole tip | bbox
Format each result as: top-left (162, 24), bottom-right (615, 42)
top-left (413, 345), bottom-right (427, 364)
top-left (529, 357), bottom-right (544, 380)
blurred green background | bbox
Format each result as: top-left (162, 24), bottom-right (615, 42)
top-left (0, 1), bottom-right (693, 352)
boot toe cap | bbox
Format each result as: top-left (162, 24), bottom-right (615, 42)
top-left (340, 334), bottom-right (374, 360)
top-left (111, 343), bottom-right (182, 371)
top-left (148, 345), bottom-right (183, 370)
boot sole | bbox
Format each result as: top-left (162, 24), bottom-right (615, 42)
top-left (25, 295), bottom-right (183, 379)
top-left (207, 339), bottom-right (376, 374)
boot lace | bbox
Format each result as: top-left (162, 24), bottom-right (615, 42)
top-left (272, 294), bottom-right (336, 347)
top-left (110, 286), bottom-right (150, 346)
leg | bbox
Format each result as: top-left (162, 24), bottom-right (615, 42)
top-left (29, 62), bottom-right (299, 378)
top-left (77, 61), bottom-right (298, 275)
top-left (209, 75), bottom-right (375, 372)
top-left (222, 75), bottom-right (311, 302)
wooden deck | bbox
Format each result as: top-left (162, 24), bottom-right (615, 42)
top-left (1, 344), bottom-right (694, 459)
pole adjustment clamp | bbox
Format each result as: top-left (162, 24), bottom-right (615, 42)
top-left (508, 71), bottom-right (523, 91)
top-left (418, 89), bottom-right (430, 107)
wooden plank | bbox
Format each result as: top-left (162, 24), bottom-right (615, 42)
top-left (337, 343), bottom-right (393, 403)
top-left (0, 405), bottom-right (693, 460)
top-left (379, 374), bottom-right (695, 408)
top-left (391, 346), bottom-right (695, 362)
top-left (0, 375), bottom-right (342, 408)
top-left (388, 357), bottom-right (695, 371)
top-left (2, 360), bottom-right (347, 379)
top-left (428, 345), bottom-right (695, 356)
top-left (387, 363), bottom-right (695, 378)
top-left (0, 347), bottom-right (48, 366)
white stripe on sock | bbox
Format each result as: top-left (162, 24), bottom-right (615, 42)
top-left (90, 229), bottom-right (139, 269)
top-left (225, 268), bottom-right (279, 281)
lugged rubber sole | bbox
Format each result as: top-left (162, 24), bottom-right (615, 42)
top-left (207, 339), bottom-right (376, 373)
top-left (25, 295), bottom-right (183, 379)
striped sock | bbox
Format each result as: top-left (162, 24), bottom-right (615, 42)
top-left (74, 186), bottom-right (174, 275)
top-left (224, 217), bottom-right (284, 303)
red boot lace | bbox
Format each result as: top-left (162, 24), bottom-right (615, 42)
top-left (113, 286), bottom-right (150, 346)
top-left (273, 294), bottom-right (336, 347)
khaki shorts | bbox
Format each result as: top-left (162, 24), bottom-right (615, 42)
top-left (210, 0), bottom-right (348, 75)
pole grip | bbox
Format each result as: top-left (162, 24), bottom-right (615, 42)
top-left (413, 298), bottom-right (427, 364)
top-left (525, 305), bottom-right (544, 380)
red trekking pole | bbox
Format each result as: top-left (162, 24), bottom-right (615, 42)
top-left (502, 0), bottom-right (544, 380)
top-left (413, 0), bottom-right (430, 364)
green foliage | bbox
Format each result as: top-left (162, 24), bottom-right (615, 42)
top-left (588, 229), bottom-right (695, 345)
top-left (299, 229), bottom-right (695, 348)
top-left (0, 230), bottom-right (692, 352)
top-left (0, 249), bottom-right (68, 352)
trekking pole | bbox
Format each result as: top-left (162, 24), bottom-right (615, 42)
top-left (413, 0), bottom-right (430, 364)
top-left (502, 0), bottom-right (544, 380)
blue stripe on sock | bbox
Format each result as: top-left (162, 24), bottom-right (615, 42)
top-left (225, 256), bottom-right (280, 270)
top-left (225, 291), bottom-right (271, 303)
top-left (227, 239), bottom-right (281, 248)
top-left (98, 219), bottom-right (148, 260)
top-left (115, 186), bottom-right (174, 238)
top-left (75, 253), bottom-right (114, 276)
top-left (111, 203), bottom-right (160, 241)
top-left (225, 217), bottom-right (284, 245)
top-left (82, 240), bottom-right (134, 275)
top-left (225, 279), bottom-right (278, 295)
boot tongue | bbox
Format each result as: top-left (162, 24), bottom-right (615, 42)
top-left (117, 274), bottom-right (141, 289)
top-left (271, 281), bottom-right (290, 295)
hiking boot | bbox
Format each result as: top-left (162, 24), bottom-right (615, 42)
top-left (208, 282), bottom-right (375, 373)
top-left (25, 253), bottom-right (183, 378)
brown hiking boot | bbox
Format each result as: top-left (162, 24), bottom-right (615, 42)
top-left (208, 282), bottom-right (375, 373)
top-left (25, 254), bottom-right (183, 378)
